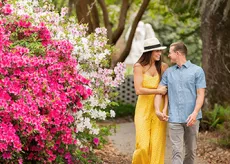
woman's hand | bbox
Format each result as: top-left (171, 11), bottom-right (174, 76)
top-left (156, 111), bottom-right (164, 121)
top-left (157, 86), bottom-right (167, 95)
top-left (162, 108), bottom-right (169, 121)
top-left (156, 110), bottom-right (169, 121)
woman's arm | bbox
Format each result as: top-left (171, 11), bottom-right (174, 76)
top-left (133, 63), bottom-right (167, 95)
top-left (155, 63), bottom-right (169, 121)
top-left (155, 87), bottom-right (168, 121)
top-left (162, 63), bottom-right (169, 118)
top-left (162, 94), bottom-right (168, 119)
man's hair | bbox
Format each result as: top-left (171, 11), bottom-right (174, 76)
top-left (170, 42), bottom-right (187, 56)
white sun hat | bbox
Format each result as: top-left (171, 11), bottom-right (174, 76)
top-left (143, 37), bottom-right (167, 53)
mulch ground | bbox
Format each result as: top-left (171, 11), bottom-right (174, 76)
top-left (197, 131), bottom-right (230, 164)
top-left (95, 141), bottom-right (132, 164)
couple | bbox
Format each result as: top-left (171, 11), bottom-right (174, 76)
top-left (132, 37), bottom-right (206, 164)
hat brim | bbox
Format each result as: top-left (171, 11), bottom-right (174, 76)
top-left (143, 46), bottom-right (167, 53)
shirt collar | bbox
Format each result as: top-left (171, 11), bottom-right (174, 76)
top-left (176, 60), bottom-right (191, 69)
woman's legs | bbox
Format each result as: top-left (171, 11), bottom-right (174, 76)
top-left (149, 118), bottom-right (167, 164)
top-left (132, 118), bottom-right (151, 164)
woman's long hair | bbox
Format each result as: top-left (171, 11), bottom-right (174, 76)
top-left (137, 51), bottom-right (162, 76)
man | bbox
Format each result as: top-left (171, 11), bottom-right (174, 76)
top-left (154, 42), bottom-right (206, 164)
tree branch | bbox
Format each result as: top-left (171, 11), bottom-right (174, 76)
top-left (75, 0), bottom-right (94, 33)
top-left (68, 0), bottom-right (75, 16)
top-left (97, 0), bottom-right (113, 42)
top-left (113, 0), bottom-right (150, 67)
top-left (90, 0), bottom-right (100, 29)
top-left (112, 0), bottom-right (131, 44)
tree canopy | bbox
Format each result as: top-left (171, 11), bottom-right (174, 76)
top-left (52, 0), bottom-right (230, 107)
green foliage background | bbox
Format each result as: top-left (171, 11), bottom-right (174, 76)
top-left (144, 0), bottom-right (201, 66)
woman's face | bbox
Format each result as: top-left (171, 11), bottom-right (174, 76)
top-left (151, 50), bottom-right (162, 61)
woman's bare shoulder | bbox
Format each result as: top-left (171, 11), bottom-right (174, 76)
top-left (161, 62), bottom-right (169, 72)
top-left (134, 63), bottom-right (142, 68)
top-left (133, 63), bottom-right (144, 74)
top-left (162, 62), bottom-right (168, 69)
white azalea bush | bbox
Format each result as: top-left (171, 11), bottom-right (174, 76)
top-left (1, 0), bottom-right (125, 163)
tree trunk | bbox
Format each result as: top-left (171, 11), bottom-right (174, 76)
top-left (68, 0), bottom-right (75, 16)
top-left (98, 0), bottom-right (113, 42)
top-left (90, 0), bottom-right (100, 29)
top-left (200, 0), bottom-right (230, 107)
top-left (112, 0), bottom-right (131, 44)
top-left (75, 0), bottom-right (94, 33)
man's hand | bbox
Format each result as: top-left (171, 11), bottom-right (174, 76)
top-left (186, 112), bottom-right (198, 126)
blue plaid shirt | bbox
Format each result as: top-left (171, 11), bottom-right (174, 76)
top-left (160, 61), bottom-right (206, 123)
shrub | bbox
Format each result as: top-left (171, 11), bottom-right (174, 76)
top-left (201, 104), bottom-right (230, 148)
top-left (110, 102), bottom-right (135, 118)
top-left (0, 0), bottom-right (126, 163)
top-left (202, 104), bottom-right (230, 130)
top-left (0, 6), bottom-right (91, 163)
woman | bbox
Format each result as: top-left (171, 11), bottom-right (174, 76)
top-left (132, 37), bottom-right (168, 164)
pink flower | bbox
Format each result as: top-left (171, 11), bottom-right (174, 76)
top-left (18, 158), bottom-right (23, 164)
top-left (2, 152), bottom-right (11, 159)
top-left (93, 138), bottom-right (100, 146)
top-left (1, 4), bottom-right (13, 15)
top-left (18, 19), bottom-right (31, 28)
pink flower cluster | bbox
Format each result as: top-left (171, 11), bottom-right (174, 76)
top-left (0, 3), bottom-right (13, 15)
top-left (0, 4), bottom-right (92, 163)
top-left (93, 63), bottom-right (126, 88)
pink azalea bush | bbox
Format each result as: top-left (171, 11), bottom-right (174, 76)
top-left (0, 1), bottom-right (92, 163)
top-left (0, 0), bottom-right (126, 163)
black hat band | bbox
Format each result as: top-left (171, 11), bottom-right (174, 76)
top-left (144, 44), bottom-right (162, 50)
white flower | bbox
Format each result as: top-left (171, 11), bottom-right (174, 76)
top-left (61, 7), bottom-right (68, 17)
top-left (104, 49), bottom-right (111, 55)
top-left (76, 121), bottom-right (84, 132)
top-left (97, 53), bottom-right (106, 60)
top-left (90, 109), bottom-right (99, 119)
top-left (90, 128), bottom-right (99, 135)
top-left (33, 1), bottom-right (39, 6)
top-left (81, 38), bottom-right (88, 44)
top-left (84, 117), bottom-right (92, 129)
top-left (110, 110), bottom-right (116, 118)
top-left (99, 102), bottom-right (107, 109)
top-left (98, 110), bottom-right (107, 120)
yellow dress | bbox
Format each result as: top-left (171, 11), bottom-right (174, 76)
top-left (132, 74), bottom-right (167, 164)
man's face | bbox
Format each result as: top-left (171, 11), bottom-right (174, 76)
top-left (168, 46), bottom-right (177, 63)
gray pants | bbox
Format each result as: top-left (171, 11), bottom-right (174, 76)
top-left (168, 121), bottom-right (200, 164)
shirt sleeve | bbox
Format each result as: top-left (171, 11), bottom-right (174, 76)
top-left (195, 68), bottom-right (206, 89)
top-left (160, 70), bottom-right (168, 86)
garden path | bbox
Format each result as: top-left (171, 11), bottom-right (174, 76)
top-left (108, 122), bottom-right (208, 164)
